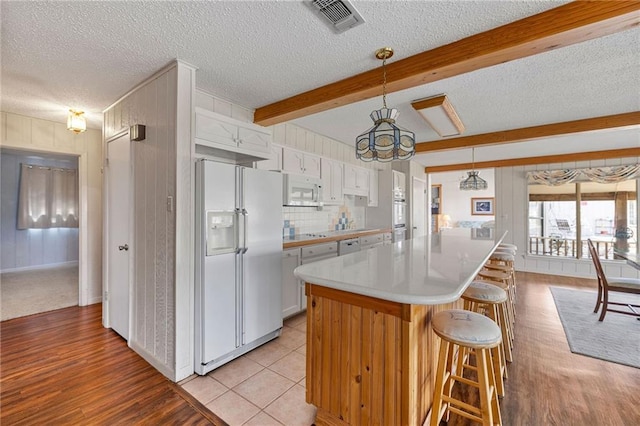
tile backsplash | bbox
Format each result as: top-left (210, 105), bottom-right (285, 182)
top-left (283, 196), bottom-right (365, 237)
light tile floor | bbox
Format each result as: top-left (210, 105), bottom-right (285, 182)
top-left (179, 312), bottom-right (315, 425)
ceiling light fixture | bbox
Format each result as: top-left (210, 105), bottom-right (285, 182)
top-left (356, 47), bottom-right (415, 163)
top-left (460, 148), bottom-right (488, 191)
top-left (411, 94), bottom-right (464, 137)
top-left (67, 109), bottom-right (86, 134)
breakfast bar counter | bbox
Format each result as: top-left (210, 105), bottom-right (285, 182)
top-left (294, 229), bottom-right (506, 426)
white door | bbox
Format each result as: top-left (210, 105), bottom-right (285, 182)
top-left (107, 134), bottom-right (131, 340)
top-left (200, 160), bottom-right (239, 363)
top-left (412, 177), bottom-right (426, 238)
top-left (242, 167), bottom-right (283, 344)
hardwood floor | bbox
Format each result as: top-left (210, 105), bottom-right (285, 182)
top-left (446, 272), bottom-right (640, 426)
top-left (0, 304), bottom-right (226, 425)
top-left (1, 273), bottom-right (638, 425)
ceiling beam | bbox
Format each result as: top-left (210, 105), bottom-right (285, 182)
top-left (253, 1), bottom-right (640, 126)
top-left (415, 112), bottom-right (640, 153)
top-left (425, 148), bottom-right (640, 173)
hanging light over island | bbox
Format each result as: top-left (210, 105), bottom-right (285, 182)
top-left (356, 47), bottom-right (415, 162)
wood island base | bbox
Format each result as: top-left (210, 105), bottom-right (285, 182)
top-left (305, 283), bottom-right (462, 426)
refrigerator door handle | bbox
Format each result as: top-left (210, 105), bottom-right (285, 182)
top-left (235, 208), bottom-right (243, 254)
top-left (242, 208), bottom-right (248, 253)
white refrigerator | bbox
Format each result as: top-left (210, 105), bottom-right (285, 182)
top-left (195, 159), bottom-right (283, 375)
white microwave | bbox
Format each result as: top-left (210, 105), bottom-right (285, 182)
top-left (283, 174), bottom-right (323, 207)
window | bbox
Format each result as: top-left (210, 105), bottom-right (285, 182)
top-left (17, 164), bottom-right (78, 229)
top-left (527, 166), bottom-right (638, 260)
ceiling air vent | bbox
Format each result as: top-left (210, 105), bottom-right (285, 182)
top-left (307, 0), bottom-right (365, 34)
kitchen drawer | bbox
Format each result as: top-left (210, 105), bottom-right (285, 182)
top-left (301, 241), bottom-right (338, 259)
top-left (363, 241), bottom-right (384, 250)
top-left (360, 234), bottom-right (384, 246)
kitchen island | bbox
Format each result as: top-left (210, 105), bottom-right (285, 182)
top-left (294, 228), bottom-right (506, 426)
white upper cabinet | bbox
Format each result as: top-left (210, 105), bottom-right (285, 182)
top-left (344, 164), bottom-right (369, 196)
top-left (368, 169), bottom-right (378, 207)
top-left (256, 144), bottom-right (283, 171)
top-left (320, 158), bottom-right (344, 205)
top-left (282, 147), bottom-right (321, 178)
top-left (195, 107), bottom-right (271, 157)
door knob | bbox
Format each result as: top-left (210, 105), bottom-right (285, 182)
top-left (118, 244), bottom-right (129, 251)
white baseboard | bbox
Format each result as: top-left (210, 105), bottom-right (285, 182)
top-left (0, 260), bottom-right (79, 274)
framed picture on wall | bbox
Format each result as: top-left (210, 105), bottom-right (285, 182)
top-left (471, 197), bottom-right (494, 215)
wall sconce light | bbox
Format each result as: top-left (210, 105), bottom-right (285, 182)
top-left (130, 124), bottom-right (146, 141)
top-left (67, 109), bottom-right (87, 134)
top-left (411, 94), bottom-right (464, 137)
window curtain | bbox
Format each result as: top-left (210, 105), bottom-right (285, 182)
top-left (17, 164), bottom-right (78, 229)
top-left (527, 165), bottom-right (640, 186)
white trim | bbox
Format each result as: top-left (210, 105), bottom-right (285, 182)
top-left (102, 59), bottom-right (198, 114)
top-left (0, 260), bottom-right (79, 274)
top-left (78, 152), bottom-right (89, 306)
top-left (130, 341), bottom-right (176, 381)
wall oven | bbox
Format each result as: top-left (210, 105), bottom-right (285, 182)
top-left (393, 200), bottom-right (406, 227)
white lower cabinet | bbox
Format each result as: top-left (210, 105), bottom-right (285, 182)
top-left (383, 232), bottom-right (393, 245)
top-left (282, 248), bottom-right (302, 318)
top-left (282, 241), bottom-right (338, 319)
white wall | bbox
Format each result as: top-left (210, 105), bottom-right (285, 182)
top-left (0, 112), bottom-right (103, 305)
top-left (495, 156), bottom-right (640, 279)
top-left (103, 61), bottom-right (196, 382)
top-left (430, 169), bottom-right (495, 226)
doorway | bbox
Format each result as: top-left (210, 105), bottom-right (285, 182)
top-left (412, 177), bottom-right (426, 238)
top-left (0, 148), bottom-right (79, 320)
top-left (431, 184), bottom-right (442, 232)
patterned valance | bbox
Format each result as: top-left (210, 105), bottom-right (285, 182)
top-left (527, 165), bottom-right (640, 186)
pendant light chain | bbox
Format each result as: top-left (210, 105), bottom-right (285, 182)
top-left (382, 56), bottom-right (388, 109)
top-left (472, 147), bottom-right (475, 171)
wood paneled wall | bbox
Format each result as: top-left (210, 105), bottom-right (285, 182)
top-left (103, 61), bottom-right (196, 382)
top-left (495, 156), bottom-right (640, 280)
top-left (0, 112), bottom-right (103, 304)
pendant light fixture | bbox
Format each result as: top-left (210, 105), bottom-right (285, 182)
top-left (460, 148), bottom-right (488, 190)
top-left (356, 47), bottom-right (415, 162)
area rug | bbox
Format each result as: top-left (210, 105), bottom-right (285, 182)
top-left (549, 286), bottom-right (640, 369)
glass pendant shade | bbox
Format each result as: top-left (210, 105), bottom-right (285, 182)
top-left (460, 170), bottom-right (488, 190)
top-left (356, 108), bottom-right (415, 162)
top-left (356, 47), bottom-right (415, 162)
top-left (67, 110), bottom-right (86, 134)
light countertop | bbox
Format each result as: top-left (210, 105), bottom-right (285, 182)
top-left (294, 228), bottom-right (507, 305)
top-left (283, 228), bottom-right (391, 249)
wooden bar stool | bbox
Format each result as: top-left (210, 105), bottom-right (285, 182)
top-left (477, 268), bottom-right (515, 349)
top-left (462, 281), bottom-right (513, 373)
top-left (498, 243), bottom-right (517, 252)
top-left (430, 309), bottom-right (502, 426)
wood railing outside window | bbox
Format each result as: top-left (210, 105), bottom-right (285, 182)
top-left (528, 237), bottom-right (636, 259)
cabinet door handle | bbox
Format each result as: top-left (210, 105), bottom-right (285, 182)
top-left (118, 244), bottom-right (129, 251)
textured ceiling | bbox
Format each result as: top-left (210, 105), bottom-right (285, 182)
top-left (1, 1), bottom-right (638, 167)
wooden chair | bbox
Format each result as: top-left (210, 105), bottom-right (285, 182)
top-left (587, 239), bottom-right (640, 321)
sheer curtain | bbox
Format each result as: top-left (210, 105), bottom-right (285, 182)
top-left (17, 164), bottom-right (78, 229)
